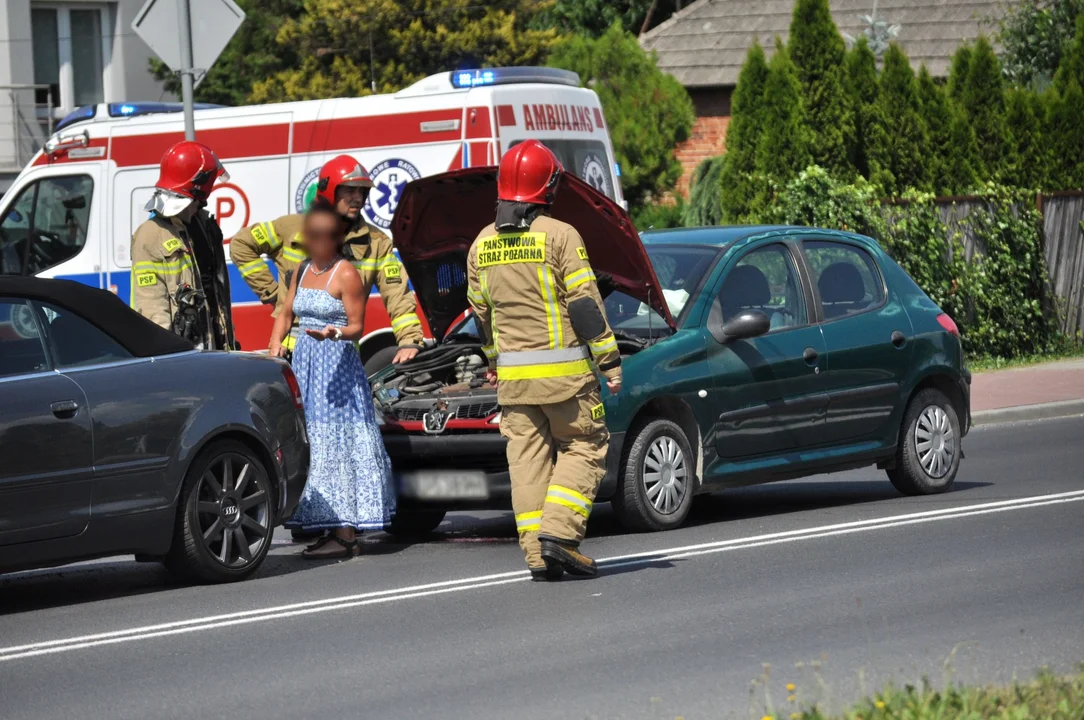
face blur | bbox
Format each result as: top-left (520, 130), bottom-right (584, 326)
top-left (303, 209), bottom-right (346, 264)
top-left (335, 185), bottom-right (368, 221)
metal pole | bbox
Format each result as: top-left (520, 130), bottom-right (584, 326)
top-left (177, 0), bottom-right (196, 140)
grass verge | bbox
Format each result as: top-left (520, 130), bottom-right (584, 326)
top-left (761, 668), bottom-right (1084, 720)
top-left (968, 345), bottom-right (1084, 372)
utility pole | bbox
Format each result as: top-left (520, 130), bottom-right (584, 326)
top-left (177, 0), bottom-right (196, 139)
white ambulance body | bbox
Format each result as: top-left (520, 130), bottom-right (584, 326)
top-left (0, 67), bottom-right (623, 355)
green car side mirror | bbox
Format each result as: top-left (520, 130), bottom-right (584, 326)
top-left (713, 309), bottom-right (771, 344)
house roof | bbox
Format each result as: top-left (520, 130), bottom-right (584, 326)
top-left (640, 0), bottom-right (1005, 88)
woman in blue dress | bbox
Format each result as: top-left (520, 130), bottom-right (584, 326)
top-left (270, 203), bottom-right (395, 558)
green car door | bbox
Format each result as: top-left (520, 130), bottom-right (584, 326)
top-left (704, 240), bottom-right (829, 460)
top-left (798, 237), bottom-right (915, 446)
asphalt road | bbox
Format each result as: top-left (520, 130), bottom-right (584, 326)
top-left (2, 415), bottom-right (1082, 720)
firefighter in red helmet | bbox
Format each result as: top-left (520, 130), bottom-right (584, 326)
top-left (466, 139), bottom-right (621, 581)
top-left (231, 154), bottom-right (423, 362)
top-left (130, 140), bottom-right (236, 349)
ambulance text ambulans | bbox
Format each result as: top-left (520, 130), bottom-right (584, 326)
top-left (0, 66), bottom-right (624, 360)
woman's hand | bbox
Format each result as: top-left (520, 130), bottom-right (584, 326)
top-left (305, 325), bottom-right (337, 341)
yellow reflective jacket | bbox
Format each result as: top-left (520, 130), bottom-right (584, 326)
top-left (230, 213), bottom-right (424, 346)
top-left (466, 214), bottom-right (621, 406)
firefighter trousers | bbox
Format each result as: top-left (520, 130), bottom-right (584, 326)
top-left (500, 387), bottom-right (609, 568)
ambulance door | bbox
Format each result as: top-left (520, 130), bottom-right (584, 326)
top-left (0, 163), bottom-right (104, 287)
top-left (109, 166), bottom-right (160, 304)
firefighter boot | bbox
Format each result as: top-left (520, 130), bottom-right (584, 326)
top-left (539, 537), bottom-right (598, 577)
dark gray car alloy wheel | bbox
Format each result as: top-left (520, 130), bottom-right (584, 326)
top-left (167, 440), bottom-right (274, 583)
top-left (887, 387), bottom-right (962, 495)
top-left (613, 418), bottom-right (695, 532)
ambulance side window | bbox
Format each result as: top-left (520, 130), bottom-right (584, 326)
top-left (0, 175), bottom-right (94, 276)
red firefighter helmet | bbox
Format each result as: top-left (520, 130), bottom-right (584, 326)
top-left (497, 139), bottom-right (562, 205)
top-left (155, 141), bottom-right (228, 201)
top-left (317, 155), bottom-right (374, 205)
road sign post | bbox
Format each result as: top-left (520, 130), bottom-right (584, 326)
top-left (132, 0), bottom-right (245, 140)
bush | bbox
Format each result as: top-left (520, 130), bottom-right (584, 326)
top-left (684, 155), bottom-right (725, 226)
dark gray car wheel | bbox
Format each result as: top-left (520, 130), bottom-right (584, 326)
top-left (166, 440), bottom-right (274, 583)
top-left (612, 418), bottom-right (695, 532)
top-left (887, 388), bottom-right (961, 495)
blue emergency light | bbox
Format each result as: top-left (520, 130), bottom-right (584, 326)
top-left (450, 66), bottom-right (581, 89)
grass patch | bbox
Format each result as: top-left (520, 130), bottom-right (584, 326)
top-left (758, 668), bottom-right (1084, 720)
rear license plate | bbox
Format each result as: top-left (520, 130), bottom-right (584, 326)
top-left (399, 471), bottom-right (489, 500)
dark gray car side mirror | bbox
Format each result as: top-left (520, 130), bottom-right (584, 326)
top-left (717, 310), bottom-right (770, 343)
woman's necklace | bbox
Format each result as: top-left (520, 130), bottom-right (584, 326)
top-left (309, 259), bottom-right (337, 276)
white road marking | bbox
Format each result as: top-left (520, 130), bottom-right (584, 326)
top-left (2, 489), bottom-right (1081, 663)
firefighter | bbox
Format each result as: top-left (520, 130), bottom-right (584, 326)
top-left (231, 155), bottom-right (423, 362)
top-left (466, 140), bottom-right (621, 581)
top-left (131, 140), bottom-right (235, 350)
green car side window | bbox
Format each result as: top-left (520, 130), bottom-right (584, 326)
top-left (718, 244), bottom-right (806, 331)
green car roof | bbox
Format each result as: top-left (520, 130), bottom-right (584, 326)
top-left (640, 225), bottom-right (795, 247)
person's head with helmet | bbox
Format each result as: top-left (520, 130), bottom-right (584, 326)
top-left (146, 140), bottom-right (228, 221)
top-left (495, 139), bottom-right (562, 231)
top-left (316, 155), bottom-right (374, 226)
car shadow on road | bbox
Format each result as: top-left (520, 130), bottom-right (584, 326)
top-left (0, 533), bottom-right (414, 617)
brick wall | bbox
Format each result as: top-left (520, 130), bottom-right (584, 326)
top-left (675, 115), bottom-right (730, 196)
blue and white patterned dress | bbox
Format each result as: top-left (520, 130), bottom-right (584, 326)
top-left (284, 262), bottom-right (396, 531)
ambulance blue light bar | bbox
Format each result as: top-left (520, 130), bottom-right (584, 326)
top-left (108, 102), bottom-right (224, 118)
top-left (450, 67), bottom-right (581, 89)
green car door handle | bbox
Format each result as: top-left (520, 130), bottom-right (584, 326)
top-left (803, 347), bottom-right (819, 366)
top-left (891, 331), bottom-right (907, 348)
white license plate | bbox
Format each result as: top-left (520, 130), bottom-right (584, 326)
top-left (400, 471), bottom-right (489, 500)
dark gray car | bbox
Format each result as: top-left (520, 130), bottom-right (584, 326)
top-left (0, 277), bottom-right (309, 583)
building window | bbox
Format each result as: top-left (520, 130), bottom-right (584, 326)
top-left (30, 5), bottom-right (111, 114)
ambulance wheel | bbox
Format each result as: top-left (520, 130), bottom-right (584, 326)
top-left (363, 344), bottom-right (399, 377)
top-left (165, 440), bottom-right (274, 583)
top-left (613, 418), bottom-right (694, 532)
top-left (387, 509), bottom-right (447, 538)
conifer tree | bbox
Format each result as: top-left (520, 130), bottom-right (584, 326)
top-left (754, 39), bottom-right (812, 198)
top-left (788, 0), bottom-right (855, 177)
top-left (960, 36), bottom-right (1009, 181)
top-left (947, 44), bottom-right (972, 102)
top-left (867, 44), bottom-right (930, 196)
top-left (1053, 12), bottom-right (1084, 93)
top-left (1046, 80), bottom-right (1084, 189)
top-left (943, 104), bottom-right (982, 194)
top-left (1004, 88), bottom-right (1048, 189)
top-left (845, 37), bottom-right (879, 179)
top-left (719, 41), bottom-right (770, 222)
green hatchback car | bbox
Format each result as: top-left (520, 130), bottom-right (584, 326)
top-left (376, 169), bottom-right (971, 534)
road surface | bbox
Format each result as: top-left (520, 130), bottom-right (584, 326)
top-left (1, 415), bottom-right (1082, 719)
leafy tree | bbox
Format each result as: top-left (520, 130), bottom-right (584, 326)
top-left (549, 24), bottom-right (694, 207)
top-left (683, 155), bottom-right (725, 226)
top-left (996, 0), bottom-right (1084, 89)
top-left (754, 39), bottom-right (811, 190)
top-left (1004, 88), bottom-right (1049, 189)
top-left (845, 37), bottom-right (879, 179)
top-left (960, 37), bottom-right (1008, 181)
top-left (787, 0), bottom-right (855, 177)
top-left (532, 0), bottom-right (678, 37)
top-left (866, 44), bottom-right (929, 196)
top-left (719, 41), bottom-right (770, 222)
top-left (917, 65), bottom-right (978, 195)
top-left (150, 0), bottom-right (303, 105)
top-left (250, 0), bottom-right (555, 102)
top-left (947, 44), bottom-right (972, 102)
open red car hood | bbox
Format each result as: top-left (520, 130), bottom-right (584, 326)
top-left (391, 167), bottom-right (675, 339)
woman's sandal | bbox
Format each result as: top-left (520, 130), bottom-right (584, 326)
top-left (301, 535), bottom-right (359, 559)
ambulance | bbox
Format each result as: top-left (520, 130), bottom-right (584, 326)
top-left (0, 66), bottom-right (624, 359)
